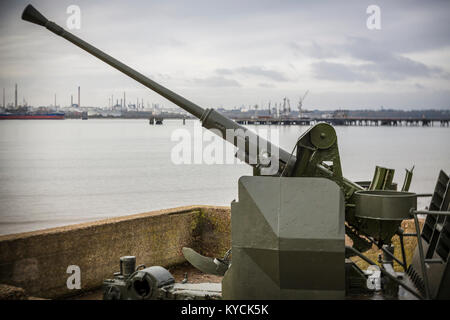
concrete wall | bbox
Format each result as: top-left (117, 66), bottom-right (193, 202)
top-left (0, 205), bottom-right (230, 299)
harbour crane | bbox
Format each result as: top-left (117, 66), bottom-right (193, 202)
top-left (281, 97), bottom-right (291, 116)
top-left (298, 90), bottom-right (309, 118)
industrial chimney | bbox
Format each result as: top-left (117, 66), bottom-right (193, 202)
top-left (15, 84), bottom-right (18, 109)
top-left (78, 86), bottom-right (80, 108)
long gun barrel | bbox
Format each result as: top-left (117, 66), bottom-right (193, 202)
top-left (22, 4), bottom-right (295, 176)
top-left (22, 4), bottom-right (393, 258)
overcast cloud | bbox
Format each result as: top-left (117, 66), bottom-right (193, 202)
top-left (0, 0), bottom-right (449, 110)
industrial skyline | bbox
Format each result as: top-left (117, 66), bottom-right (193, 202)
top-left (1, 83), bottom-right (159, 110)
top-left (1, 0), bottom-right (450, 110)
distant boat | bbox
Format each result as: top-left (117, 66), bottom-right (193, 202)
top-left (0, 111), bottom-right (65, 120)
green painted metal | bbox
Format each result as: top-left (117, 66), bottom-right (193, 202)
top-left (222, 177), bottom-right (345, 299)
top-left (401, 166), bottom-right (415, 192)
top-left (356, 180), bottom-right (398, 190)
top-left (103, 259), bottom-right (175, 300)
top-left (349, 166), bottom-right (412, 245)
top-left (408, 170), bottom-right (450, 300)
top-left (369, 166), bottom-right (395, 191)
top-left (182, 247), bottom-right (228, 276)
top-left (354, 190), bottom-right (417, 220)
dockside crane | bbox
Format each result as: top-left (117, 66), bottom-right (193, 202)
top-left (298, 90), bottom-right (309, 118)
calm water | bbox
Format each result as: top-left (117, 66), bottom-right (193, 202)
top-left (0, 119), bottom-right (448, 235)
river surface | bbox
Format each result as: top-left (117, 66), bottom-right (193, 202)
top-left (0, 119), bottom-right (448, 235)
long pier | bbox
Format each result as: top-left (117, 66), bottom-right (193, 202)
top-left (233, 117), bottom-right (450, 127)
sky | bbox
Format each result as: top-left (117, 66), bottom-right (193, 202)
top-left (1, 0), bottom-right (450, 110)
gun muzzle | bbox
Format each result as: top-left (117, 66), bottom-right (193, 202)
top-left (22, 4), bottom-right (48, 27)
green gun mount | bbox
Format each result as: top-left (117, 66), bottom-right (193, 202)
top-left (22, 4), bottom-right (450, 299)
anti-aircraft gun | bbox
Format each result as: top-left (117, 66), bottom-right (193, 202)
top-left (22, 5), bottom-right (450, 299)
